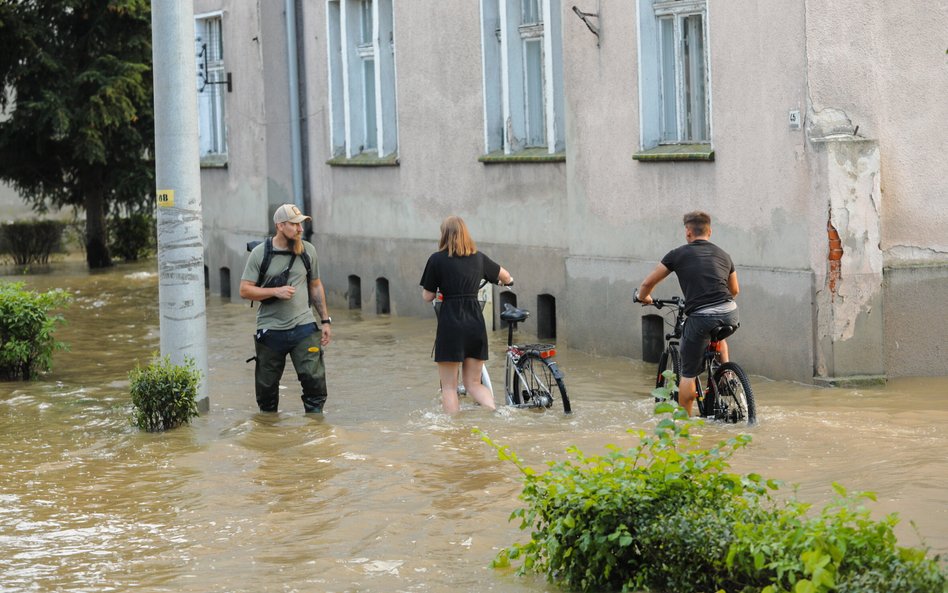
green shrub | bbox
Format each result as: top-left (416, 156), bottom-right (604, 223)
top-left (129, 354), bottom-right (201, 432)
top-left (480, 398), bottom-right (947, 593)
top-left (108, 212), bottom-right (155, 261)
top-left (0, 282), bottom-right (71, 380)
top-left (0, 220), bottom-right (65, 266)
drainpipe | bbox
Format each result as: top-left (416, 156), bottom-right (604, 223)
top-left (285, 0), bottom-right (304, 213)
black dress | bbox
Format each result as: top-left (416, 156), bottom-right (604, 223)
top-left (420, 251), bottom-right (501, 362)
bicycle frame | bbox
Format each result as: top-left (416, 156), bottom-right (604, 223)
top-left (659, 299), bottom-right (721, 396)
top-left (500, 302), bottom-right (571, 413)
top-left (640, 294), bottom-right (752, 423)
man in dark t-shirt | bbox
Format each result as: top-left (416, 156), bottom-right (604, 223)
top-left (635, 211), bottom-right (740, 416)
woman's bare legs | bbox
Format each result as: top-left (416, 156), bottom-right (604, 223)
top-left (437, 362), bottom-right (462, 414)
top-left (462, 358), bottom-right (496, 411)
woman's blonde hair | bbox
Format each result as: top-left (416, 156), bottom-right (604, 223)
top-left (438, 215), bottom-right (477, 257)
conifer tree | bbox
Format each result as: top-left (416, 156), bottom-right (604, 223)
top-left (0, 0), bottom-right (154, 268)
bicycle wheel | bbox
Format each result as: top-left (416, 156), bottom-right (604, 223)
top-left (516, 353), bottom-right (571, 413)
top-left (480, 364), bottom-right (493, 397)
top-left (655, 347), bottom-right (681, 402)
top-left (712, 362), bottom-right (756, 425)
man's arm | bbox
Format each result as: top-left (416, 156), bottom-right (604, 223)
top-left (310, 278), bottom-right (332, 345)
top-left (239, 279), bottom-right (295, 302)
top-left (636, 263), bottom-right (671, 305)
top-left (727, 271), bottom-right (739, 298)
top-left (422, 289), bottom-right (437, 303)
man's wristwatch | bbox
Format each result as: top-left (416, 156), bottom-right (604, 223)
top-left (320, 317), bottom-right (332, 325)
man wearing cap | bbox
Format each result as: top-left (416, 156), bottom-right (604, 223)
top-left (240, 204), bottom-right (333, 413)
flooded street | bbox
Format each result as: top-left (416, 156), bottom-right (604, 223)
top-left (2, 261), bottom-right (947, 593)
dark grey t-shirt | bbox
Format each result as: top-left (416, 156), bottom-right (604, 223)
top-left (661, 239), bottom-right (734, 315)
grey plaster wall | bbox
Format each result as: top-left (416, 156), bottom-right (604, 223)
top-left (315, 234), bottom-right (567, 334)
top-left (195, 0), bottom-right (295, 299)
top-left (559, 0), bottom-right (816, 380)
top-left (299, 0), bottom-right (568, 251)
top-left (297, 0), bottom-right (570, 338)
top-left (197, 0), bottom-right (947, 382)
top-left (805, 0), bottom-right (948, 267)
top-left (884, 265), bottom-right (948, 377)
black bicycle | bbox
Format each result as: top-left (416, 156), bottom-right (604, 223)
top-left (499, 302), bottom-right (572, 414)
top-left (635, 294), bottom-right (756, 425)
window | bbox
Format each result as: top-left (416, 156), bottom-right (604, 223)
top-left (326, 0), bottom-right (398, 161)
top-left (481, 0), bottom-right (565, 156)
top-left (636, 0), bottom-right (712, 158)
top-left (195, 13), bottom-right (227, 159)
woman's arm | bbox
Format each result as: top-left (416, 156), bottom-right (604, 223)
top-left (497, 266), bottom-right (513, 285)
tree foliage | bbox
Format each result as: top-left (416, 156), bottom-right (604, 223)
top-left (0, 0), bottom-right (154, 268)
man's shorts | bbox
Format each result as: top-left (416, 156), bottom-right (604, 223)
top-left (679, 309), bottom-right (740, 378)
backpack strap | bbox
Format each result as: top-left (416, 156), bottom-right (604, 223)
top-left (300, 249), bottom-right (313, 307)
top-left (255, 236), bottom-right (274, 288)
top-left (251, 237), bottom-right (315, 308)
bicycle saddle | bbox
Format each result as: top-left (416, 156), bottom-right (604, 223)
top-left (500, 303), bottom-right (529, 324)
top-left (710, 324), bottom-right (738, 342)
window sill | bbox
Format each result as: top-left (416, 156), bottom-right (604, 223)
top-left (633, 144), bottom-right (714, 162)
top-left (327, 152), bottom-right (399, 167)
top-left (200, 154), bottom-right (229, 169)
top-left (478, 147), bottom-right (566, 164)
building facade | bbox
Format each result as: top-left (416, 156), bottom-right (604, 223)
top-left (196, 0), bottom-right (948, 383)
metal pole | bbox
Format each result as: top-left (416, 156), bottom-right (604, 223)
top-left (151, 1), bottom-right (209, 411)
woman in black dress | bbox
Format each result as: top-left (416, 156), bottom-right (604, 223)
top-left (421, 216), bottom-right (513, 413)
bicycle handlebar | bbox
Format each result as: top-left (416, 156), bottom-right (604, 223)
top-left (649, 297), bottom-right (683, 310)
top-left (634, 288), bottom-right (683, 310)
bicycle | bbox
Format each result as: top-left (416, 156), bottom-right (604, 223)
top-left (498, 301), bottom-right (572, 414)
top-left (634, 293), bottom-right (756, 425)
top-left (431, 283), bottom-right (571, 414)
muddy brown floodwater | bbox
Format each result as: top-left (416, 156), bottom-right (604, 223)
top-left (2, 261), bottom-right (946, 593)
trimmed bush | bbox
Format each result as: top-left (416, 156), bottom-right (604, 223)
top-left (129, 354), bottom-right (201, 432)
top-left (108, 212), bottom-right (155, 261)
top-left (0, 220), bottom-right (65, 266)
top-left (480, 399), bottom-right (947, 593)
top-left (0, 282), bottom-right (71, 380)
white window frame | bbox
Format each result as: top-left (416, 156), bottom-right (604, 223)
top-left (637, 0), bottom-right (712, 150)
top-left (194, 12), bottom-right (227, 158)
top-left (326, 0), bottom-right (398, 159)
top-left (480, 0), bottom-right (565, 155)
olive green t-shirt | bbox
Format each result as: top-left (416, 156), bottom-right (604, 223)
top-left (241, 240), bottom-right (320, 331)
